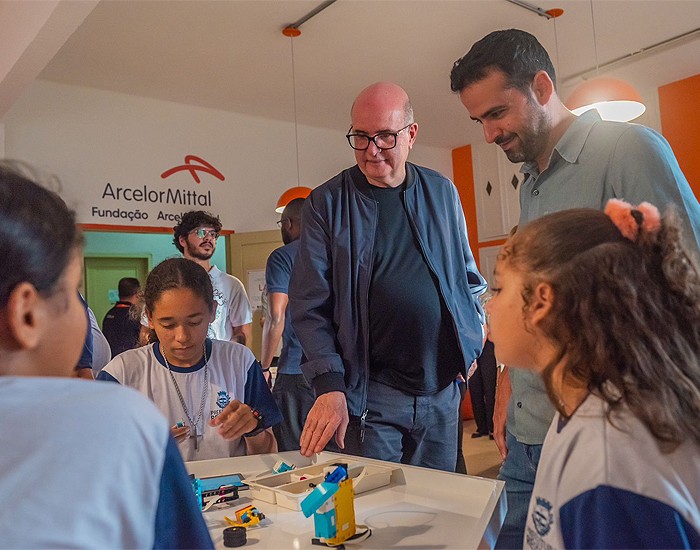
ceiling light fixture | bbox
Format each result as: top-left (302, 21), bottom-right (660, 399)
top-left (276, 26), bottom-right (311, 214)
top-left (275, 1), bottom-right (338, 213)
top-left (565, 0), bottom-right (645, 122)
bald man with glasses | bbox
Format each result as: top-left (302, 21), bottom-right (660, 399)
top-left (289, 81), bottom-right (486, 471)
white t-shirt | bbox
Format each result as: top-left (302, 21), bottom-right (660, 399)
top-left (526, 393), bottom-right (700, 549)
top-left (208, 266), bottom-right (253, 341)
top-left (98, 339), bottom-right (281, 461)
top-left (0, 377), bottom-right (212, 548)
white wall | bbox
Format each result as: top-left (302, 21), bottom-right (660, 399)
top-left (2, 80), bottom-right (453, 233)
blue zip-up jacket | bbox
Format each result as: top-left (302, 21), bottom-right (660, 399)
top-left (289, 162), bottom-right (486, 417)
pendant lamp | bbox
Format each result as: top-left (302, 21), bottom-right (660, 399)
top-left (566, 1), bottom-right (645, 122)
top-left (275, 26), bottom-right (312, 213)
top-left (567, 77), bottom-right (646, 121)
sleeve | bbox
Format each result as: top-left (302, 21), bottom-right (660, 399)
top-left (452, 184), bottom-right (487, 323)
top-left (243, 359), bottom-right (283, 433)
top-left (227, 277), bottom-right (253, 326)
top-left (96, 354), bottom-right (126, 383)
top-left (609, 125), bottom-right (700, 254)
top-left (288, 195), bottom-right (347, 396)
top-left (265, 248), bottom-right (291, 295)
top-left (96, 370), bottom-right (120, 383)
top-left (559, 485), bottom-right (700, 549)
top-left (88, 307), bottom-right (112, 376)
top-left (152, 435), bottom-right (214, 549)
top-left (76, 294), bottom-right (94, 370)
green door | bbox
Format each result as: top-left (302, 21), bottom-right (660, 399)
top-left (84, 256), bottom-right (150, 328)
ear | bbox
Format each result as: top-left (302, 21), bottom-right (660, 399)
top-left (4, 282), bottom-right (44, 350)
top-left (407, 122), bottom-right (418, 149)
top-left (178, 234), bottom-right (188, 250)
top-left (146, 308), bottom-right (155, 330)
top-left (528, 281), bottom-right (554, 326)
top-left (209, 303), bottom-right (217, 323)
top-left (531, 70), bottom-right (554, 107)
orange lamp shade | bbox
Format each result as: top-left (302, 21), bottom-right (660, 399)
top-left (275, 186), bottom-right (312, 213)
top-left (566, 77), bottom-right (646, 122)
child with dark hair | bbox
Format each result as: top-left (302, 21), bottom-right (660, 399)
top-left (99, 257), bottom-right (282, 461)
top-left (486, 199), bottom-right (700, 549)
top-left (0, 163), bottom-right (212, 548)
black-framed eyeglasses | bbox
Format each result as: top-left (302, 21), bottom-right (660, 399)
top-left (190, 228), bottom-right (219, 240)
top-left (276, 219), bottom-right (283, 227)
top-left (345, 123), bottom-right (413, 151)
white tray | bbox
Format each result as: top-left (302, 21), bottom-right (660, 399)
top-left (247, 458), bottom-right (396, 510)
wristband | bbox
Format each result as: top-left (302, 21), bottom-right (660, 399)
top-left (243, 407), bottom-right (265, 437)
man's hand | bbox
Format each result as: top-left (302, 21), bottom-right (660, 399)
top-left (467, 360), bottom-right (478, 379)
top-left (493, 365), bottom-right (511, 460)
top-left (209, 400), bottom-right (259, 440)
top-left (299, 392), bottom-right (348, 457)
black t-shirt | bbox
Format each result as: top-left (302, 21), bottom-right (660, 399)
top-left (367, 176), bottom-right (463, 395)
top-left (102, 302), bottom-right (141, 357)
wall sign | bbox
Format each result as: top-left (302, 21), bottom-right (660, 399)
top-left (87, 155), bottom-right (229, 228)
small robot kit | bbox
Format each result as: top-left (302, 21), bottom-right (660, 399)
top-left (300, 464), bottom-right (371, 547)
top-left (192, 473), bottom-right (248, 511)
top-left (246, 458), bottom-right (396, 511)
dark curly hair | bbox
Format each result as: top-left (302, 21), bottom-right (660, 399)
top-left (172, 210), bottom-right (222, 253)
top-left (502, 206), bottom-right (700, 451)
top-left (450, 29), bottom-right (556, 94)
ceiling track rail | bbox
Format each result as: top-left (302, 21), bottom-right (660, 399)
top-left (285, 0), bottom-right (338, 31)
top-left (505, 0), bottom-right (556, 19)
top-left (561, 27), bottom-right (700, 85)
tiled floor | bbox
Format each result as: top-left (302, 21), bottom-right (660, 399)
top-left (461, 419), bottom-right (503, 479)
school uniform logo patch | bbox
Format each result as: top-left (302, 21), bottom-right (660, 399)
top-left (216, 390), bottom-right (231, 409)
top-left (533, 497), bottom-right (554, 536)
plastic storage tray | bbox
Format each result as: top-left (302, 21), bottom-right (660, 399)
top-left (247, 459), bottom-right (396, 510)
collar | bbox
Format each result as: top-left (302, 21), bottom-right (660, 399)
top-left (521, 110), bottom-right (602, 178)
top-left (350, 162), bottom-right (415, 198)
top-left (153, 338), bottom-right (213, 373)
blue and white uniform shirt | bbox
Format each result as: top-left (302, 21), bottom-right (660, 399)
top-left (526, 393), bottom-right (700, 549)
top-left (99, 338), bottom-right (281, 461)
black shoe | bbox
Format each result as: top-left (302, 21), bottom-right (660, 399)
top-left (471, 432), bottom-right (487, 439)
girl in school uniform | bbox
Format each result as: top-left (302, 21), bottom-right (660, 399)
top-left (0, 163), bottom-right (211, 548)
top-left (486, 199), bottom-right (700, 549)
top-left (99, 257), bottom-right (281, 461)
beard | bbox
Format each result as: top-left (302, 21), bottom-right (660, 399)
top-left (185, 242), bottom-right (214, 261)
top-left (499, 101), bottom-right (551, 164)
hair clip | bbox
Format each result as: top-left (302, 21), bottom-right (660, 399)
top-left (604, 199), bottom-right (661, 242)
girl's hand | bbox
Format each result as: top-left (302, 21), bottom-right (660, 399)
top-left (209, 400), bottom-right (259, 440)
top-left (170, 423), bottom-right (190, 443)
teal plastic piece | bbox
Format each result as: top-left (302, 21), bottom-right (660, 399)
top-left (301, 481), bottom-right (339, 517)
top-left (314, 509), bottom-right (337, 539)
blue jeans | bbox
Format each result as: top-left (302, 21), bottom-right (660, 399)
top-left (271, 373), bottom-right (315, 452)
top-left (343, 379), bottom-right (460, 472)
top-left (495, 430), bottom-right (543, 549)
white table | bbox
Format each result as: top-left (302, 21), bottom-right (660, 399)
top-left (187, 451), bottom-right (506, 549)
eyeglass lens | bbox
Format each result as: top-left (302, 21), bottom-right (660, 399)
top-left (196, 228), bottom-right (218, 239)
top-left (349, 133), bottom-right (397, 150)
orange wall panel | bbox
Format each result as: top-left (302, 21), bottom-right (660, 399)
top-left (452, 145), bottom-right (480, 263)
top-left (659, 74), bottom-right (700, 201)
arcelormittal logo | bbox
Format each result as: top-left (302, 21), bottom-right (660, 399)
top-left (161, 155), bottom-right (225, 184)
